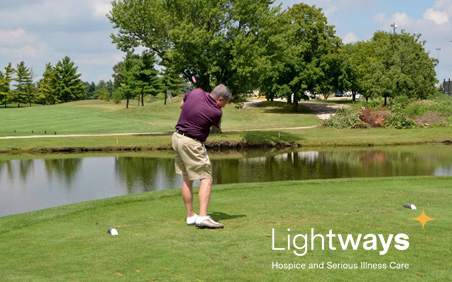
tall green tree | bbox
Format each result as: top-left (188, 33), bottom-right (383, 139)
top-left (134, 51), bottom-right (162, 106)
top-left (342, 42), bottom-right (365, 102)
top-left (161, 67), bottom-right (183, 105)
top-left (115, 52), bottom-right (138, 108)
top-left (108, 0), bottom-right (279, 95)
top-left (0, 63), bottom-right (14, 108)
top-left (26, 68), bottom-right (38, 106)
top-left (259, 4), bottom-right (342, 111)
top-left (55, 56), bottom-right (85, 103)
top-left (112, 61), bottom-right (125, 89)
top-left (117, 51), bottom-right (162, 107)
top-left (365, 31), bottom-right (437, 105)
top-left (83, 81), bottom-right (97, 99)
top-left (37, 63), bottom-right (58, 104)
top-left (13, 61), bottom-right (32, 108)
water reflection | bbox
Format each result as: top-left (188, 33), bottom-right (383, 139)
top-left (44, 159), bottom-right (82, 188)
top-left (1, 146), bottom-right (452, 217)
top-left (114, 157), bottom-right (179, 193)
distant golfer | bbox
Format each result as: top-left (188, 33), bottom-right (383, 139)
top-left (172, 84), bottom-right (232, 229)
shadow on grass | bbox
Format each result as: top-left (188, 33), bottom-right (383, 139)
top-left (210, 211), bottom-right (247, 221)
top-left (243, 131), bottom-right (303, 144)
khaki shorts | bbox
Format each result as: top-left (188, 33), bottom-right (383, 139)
top-left (171, 132), bottom-right (212, 180)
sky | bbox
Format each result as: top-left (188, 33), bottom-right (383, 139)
top-left (1, 0), bottom-right (452, 84)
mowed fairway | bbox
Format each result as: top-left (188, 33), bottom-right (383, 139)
top-left (0, 99), bottom-right (319, 137)
top-left (0, 176), bottom-right (450, 281)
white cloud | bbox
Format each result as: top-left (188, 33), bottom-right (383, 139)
top-left (343, 32), bottom-right (359, 44)
top-left (280, 0), bottom-right (375, 17)
top-left (373, 12), bottom-right (414, 27)
top-left (0, 29), bottom-right (34, 47)
top-left (423, 8), bottom-right (449, 25)
top-left (0, 28), bottom-right (49, 59)
top-left (74, 52), bottom-right (124, 67)
top-left (0, 45), bottom-right (49, 59)
top-left (97, 74), bottom-right (112, 81)
top-left (92, 0), bottom-right (112, 19)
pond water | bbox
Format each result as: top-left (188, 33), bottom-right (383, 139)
top-left (1, 145), bottom-right (452, 217)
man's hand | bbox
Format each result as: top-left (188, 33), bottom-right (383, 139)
top-left (179, 100), bottom-right (184, 109)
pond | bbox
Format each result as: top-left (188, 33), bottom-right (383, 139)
top-left (1, 145), bottom-right (451, 217)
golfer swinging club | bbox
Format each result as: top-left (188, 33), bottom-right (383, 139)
top-left (172, 84), bottom-right (232, 229)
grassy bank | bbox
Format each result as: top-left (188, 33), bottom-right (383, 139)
top-left (0, 176), bottom-right (450, 281)
top-left (0, 126), bottom-right (451, 154)
top-left (0, 99), bottom-right (318, 137)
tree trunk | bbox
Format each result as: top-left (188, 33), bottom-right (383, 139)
top-left (352, 91), bottom-right (356, 103)
top-left (384, 96), bottom-right (387, 106)
top-left (141, 91), bottom-right (144, 106)
top-left (292, 96), bottom-right (298, 112)
top-left (126, 97), bottom-right (129, 108)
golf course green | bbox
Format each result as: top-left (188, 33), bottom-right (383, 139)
top-left (0, 176), bottom-right (449, 281)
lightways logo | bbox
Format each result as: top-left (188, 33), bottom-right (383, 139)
top-left (271, 228), bottom-right (409, 256)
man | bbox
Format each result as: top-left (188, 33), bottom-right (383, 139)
top-left (172, 84), bottom-right (232, 229)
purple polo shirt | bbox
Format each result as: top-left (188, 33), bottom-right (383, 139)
top-left (175, 88), bottom-right (223, 142)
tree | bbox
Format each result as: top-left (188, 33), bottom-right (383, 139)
top-left (54, 56), bottom-right (85, 103)
top-left (108, 0), bottom-right (280, 95)
top-left (83, 81), bottom-right (97, 99)
top-left (37, 63), bottom-right (57, 105)
top-left (117, 51), bottom-right (162, 107)
top-left (354, 31), bottom-right (437, 105)
top-left (112, 61), bottom-right (125, 89)
top-left (115, 52), bottom-right (138, 108)
top-left (0, 63), bottom-right (14, 108)
top-left (134, 51), bottom-right (162, 106)
top-left (161, 67), bottom-right (183, 105)
top-left (13, 61), bottom-right (32, 108)
top-left (26, 68), bottom-right (38, 106)
top-left (112, 88), bottom-right (123, 104)
top-left (259, 4), bottom-right (342, 111)
top-left (342, 43), bottom-right (364, 102)
top-left (98, 88), bottom-right (111, 101)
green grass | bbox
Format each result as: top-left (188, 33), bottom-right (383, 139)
top-left (0, 126), bottom-right (451, 154)
top-left (0, 99), bottom-right (319, 137)
top-left (0, 176), bottom-right (450, 281)
top-left (0, 99), bottom-right (451, 154)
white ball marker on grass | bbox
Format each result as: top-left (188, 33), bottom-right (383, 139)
top-left (108, 227), bottom-right (118, 236)
top-left (403, 203), bottom-right (417, 210)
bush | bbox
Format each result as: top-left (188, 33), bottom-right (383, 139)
top-left (112, 89), bottom-right (122, 104)
top-left (405, 100), bottom-right (432, 116)
top-left (389, 96), bottom-right (411, 112)
top-left (234, 102), bottom-right (244, 109)
top-left (430, 94), bottom-right (452, 115)
top-left (385, 112), bottom-right (417, 129)
top-left (323, 107), bottom-right (368, 129)
top-left (362, 100), bottom-right (384, 110)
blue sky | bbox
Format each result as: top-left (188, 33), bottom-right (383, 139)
top-left (1, 0), bottom-right (451, 84)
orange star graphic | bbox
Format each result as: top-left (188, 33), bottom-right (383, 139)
top-left (411, 210), bottom-right (437, 228)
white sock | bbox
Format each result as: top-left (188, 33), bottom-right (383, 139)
top-left (196, 216), bottom-right (210, 224)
